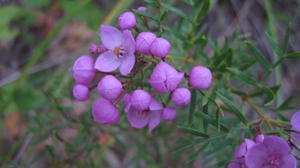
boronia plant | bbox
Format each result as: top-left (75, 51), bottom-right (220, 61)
top-left (70, 2), bottom-right (300, 168)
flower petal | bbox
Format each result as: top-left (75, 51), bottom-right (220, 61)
top-left (148, 110), bottom-right (160, 131)
top-left (291, 110), bottom-right (300, 128)
top-left (149, 98), bottom-right (163, 111)
top-left (166, 72), bottom-right (184, 91)
top-left (281, 154), bottom-right (297, 168)
top-left (100, 25), bottom-right (123, 50)
top-left (127, 108), bottom-right (149, 128)
top-left (119, 53), bottom-right (135, 75)
top-left (122, 30), bottom-right (135, 54)
top-left (94, 51), bottom-right (121, 72)
top-left (245, 143), bottom-right (268, 168)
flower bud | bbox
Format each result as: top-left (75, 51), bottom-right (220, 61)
top-left (189, 66), bottom-right (212, 90)
top-left (130, 89), bottom-right (151, 110)
top-left (171, 88), bottom-right (191, 106)
top-left (72, 84), bottom-right (89, 101)
top-left (150, 37), bottom-right (171, 58)
top-left (255, 134), bottom-right (264, 143)
top-left (136, 32), bottom-right (157, 54)
top-left (92, 98), bottom-right (120, 125)
top-left (89, 44), bottom-right (98, 54)
top-left (72, 55), bottom-right (95, 85)
top-left (97, 75), bottom-right (122, 100)
top-left (137, 6), bottom-right (147, 12)
top-left (118, 11), bottom-right (136, 30)
top-left (162, 107), bottom-right (176, 120)
top-left (149, 61), bottom-right (184, 94)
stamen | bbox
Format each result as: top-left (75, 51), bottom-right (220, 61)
top-left (113, 48), bottom-right (120, 55)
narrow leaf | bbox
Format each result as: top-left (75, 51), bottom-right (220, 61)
top-left (217, 91), bottom-right (247, 124)
top-left (178, 126), bottom-right (209, 138)
top-left (246, 42), bottom-right (271, 70)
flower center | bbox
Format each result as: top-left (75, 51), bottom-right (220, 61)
top-left (113, 47), bottom-right (126, 58)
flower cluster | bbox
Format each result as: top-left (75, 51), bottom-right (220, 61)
top-left (71, 7), bottom-right (213, 131)
top-left (228, 134), bottom-right (297, 168)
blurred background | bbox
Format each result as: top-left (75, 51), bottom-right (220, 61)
top-left (0, 0), bottom-right (299, 167)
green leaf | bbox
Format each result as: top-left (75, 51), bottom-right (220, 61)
top-left (286, 52), bottom-right (300, 59)
top-left (194, 0), bottom-right (210, 22)
top-left (189, 89), bottom-right (197, 124)
top-left (266, 33), bottom-right (284, 59)
top-left (246, 42), bottom-right (271, 70)
top-left (161, 3), bottom-right (191, 22)
top-left (132, 9), bottom-right (158, 21)
top-left (13, 86), bottom-right (45, 111)
top-left (226, 67), bottom-right (257, 86)
top-left (26, 0), bottom-right (50, 7)
top-left (216, 91), bottom-right (247, 124)
top-left (178, 126), bottom-right (209, 138)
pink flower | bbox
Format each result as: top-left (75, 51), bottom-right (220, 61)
top-left (149, 61), bottom-right (184, 94)
top-left (135, 32), bottom-right (157, 54)
top-left (171, 88), bottom-right (191, 106)
top-left (137, 6), bottom-right (147, 12)
top-left (97, 75), bottom-right (122, 101)
top-left (129, 89), bottom-right (152, 111)
top-left (189, 66), bottom-right (212, 90)
top-left (72, 84), bottom-right (89, 101)
top-left (72, 55), bottom-right (95, 85)
top-left (118, 12), bottom-right (136, 30)
top-left (161, 107), bottom-right (176, 121)
top-left (94, 25), bottom-right (135, 75)
top-left (234, 139), bottom-right (256, 164)
top-left (127, 98), bottom-right (163, 131)
top-left (150, 37), bottom-right (171, 58)
top-left (92, 98), bottom-right (120, 125)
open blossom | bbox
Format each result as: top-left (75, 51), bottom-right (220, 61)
top-left (135, 32), bottom-right (157, 54)
top-left (126, 97), bottom-right (163, 131)
top-left (94, 25), bottom-right (135, 75)
top-left (72, 55), bottom-right (95, 85)
top-left (97, 75), bottom-right (122, 101)
top-left (171, 88), bottom-right (191, 106)
top-left (118, 12), bottom-right (136, 30)
top-left (189, 66), bottom-right (212, 90)
top-left (149, 61), bottom-right (184, 94)
top-left (161, 107), bottom-right (176, 121)
top-left (92, 98), bottom-right (120, 125)
top-left (150, 37), bottom-right (171, 58)
top-left (72, 84), bottom-right (89, 101)
top-left (245, 136), bottom-right (296, 168)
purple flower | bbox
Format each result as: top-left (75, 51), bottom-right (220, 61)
top-left (72, 55), bottom-right (95, 85)
top-left (245, 136), bottom-right (296, 168)
top-left (189, 66), bottom-right (212, 90)
top-left (72, 84), bottom-right (89, 101)
top-left (97, 75), bottom-right (122, 101)
top-left (149, 61), bottom-right (184, 94)
top-left (171, 88), bottom-right (191, 106)
top-left (137, 6), bottom-right (147, 12)
top-left (92, 98), bottom-right (120, 125)
top-left (161, 107), bottom-right (176, 121)
top-left (94, 25), bottom-right (135, 75)
top-left (135, 32), bottom-right (157, 54)
top-left (150, 37), bottom-right (171, 58)
top-left (127, 98), bottom-right (163, 131)
top-left (129, 89), bottom-right (152, 111)
top-left (234, 139), bottom-right (256, 164)
top-left (118, 12), bottom-right (136, 30)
